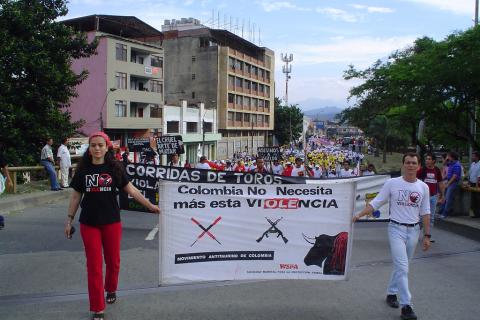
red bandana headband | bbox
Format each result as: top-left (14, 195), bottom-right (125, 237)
top-left (89, 131), bottom-right (113, 149)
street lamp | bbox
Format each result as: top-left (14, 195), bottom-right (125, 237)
top-left (201, 100), bottom-right (216, 157)
top-left (100, 88), bottom-right (117, 131)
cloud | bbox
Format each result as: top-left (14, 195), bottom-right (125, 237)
top-left (351, 4), bottom-right (395, 13)
top-left (273, 35), bottom-right (417, 67)
top-left (257, 0), bottom-right (309, 12)
top-left (402, 0), bottom-right (473, 15)
top-left (316, 7), bottom-right (360, 23)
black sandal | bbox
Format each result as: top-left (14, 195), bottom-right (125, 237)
top-left (106, 292), bottom-right (116, 304)
top-left (91, 312), bottom-right (104, 320)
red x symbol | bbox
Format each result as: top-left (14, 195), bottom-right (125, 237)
top-left (190, 216), bottom-right (222, 247)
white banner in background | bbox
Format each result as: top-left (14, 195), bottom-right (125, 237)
top-left (159, 179), bottom-right (356, 285)
top-left (355, 175), bottom-right (391, 221)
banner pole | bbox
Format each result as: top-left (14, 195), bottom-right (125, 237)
top-left (158, 180), bottom-right (166, 286)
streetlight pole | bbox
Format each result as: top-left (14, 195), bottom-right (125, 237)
top-left (470, 0), bottom-right (479, 163)
top-left (100, 88), bottom-right (117, 131)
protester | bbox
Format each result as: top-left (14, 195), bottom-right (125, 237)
top-left (234, 160), bottom-right (247, 172)
top-left (41, 137), bottom-right (62, 191)
top-left (353, 153), bottom-right (431, 320)
top-left (339, 160), bottom-right (356, 177)
top-left (468, 151), bottom-right (480, 218)
top-left (312, 164), bottom-right (323, 178)
top-left (196, 156), bottom-right (211, 170)
top-left (271, 160), bottom-right (283, 175)
top-left (438, 151), bottom-right (462, 219)
top-left (121, 147), bottom-right (132, 166)
top-left (224, 160), bottom-right (234, 171)
top-left (169, 153), bottom-right (182, 167)
top-left (183, 160), bottom-right (192, 168)
top-left (252, 157), bottom-right (268, 173)
top-left (64, 131), bottom-right (160, 320)
top-left (417, 152), bottom-right (444, 241)
top-left (291, 158), bottom-right (307, 177)
top-left (362, 163), bottom-right (376, 176)
top-left (57, 137), bottom-right (71, 188)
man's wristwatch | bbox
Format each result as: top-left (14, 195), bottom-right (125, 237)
top-left (424, 234), bottom-right (431, 239)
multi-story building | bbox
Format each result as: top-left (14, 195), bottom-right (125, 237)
top-left (62, 15), bottom-right (164, 143)
top-left (162, 18), bottom-right (275, 159)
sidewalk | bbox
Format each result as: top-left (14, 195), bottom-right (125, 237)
top-left (0, 189), bottom-right (71, 215)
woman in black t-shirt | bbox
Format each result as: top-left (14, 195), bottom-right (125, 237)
top-left (64, 132), bottom-right (160, 320)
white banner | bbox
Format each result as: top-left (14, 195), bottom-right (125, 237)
top-left (355, 175), bottom-right (391, 221)
top-left (159, 179), bottom-right (356, 285)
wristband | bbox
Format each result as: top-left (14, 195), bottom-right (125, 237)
top-left (424, 234), bottom-right (431, 239)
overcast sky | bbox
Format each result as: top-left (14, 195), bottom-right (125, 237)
top-left (65, 0), bottom-right (476, 110)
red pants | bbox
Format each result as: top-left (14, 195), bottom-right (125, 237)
top-left (80, 222), bottom-right (122, 312)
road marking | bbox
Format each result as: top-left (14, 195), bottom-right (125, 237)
top-left (145, 224), bottom-right (159, 241)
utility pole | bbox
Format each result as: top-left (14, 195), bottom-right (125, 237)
top-left (100, 88), bottom-right (117, 131)
top-left (471, 0), bottom-right (479, 163)
top-left (282, 53), bottom-right (293, 147)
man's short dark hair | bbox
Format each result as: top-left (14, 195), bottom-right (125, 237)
top-left (402, 152), bottom-right (420, 164)
top-left (424, 152), bottom-right (435, 162)
top-left (448, 151), bottom-right (459, 160)
top-left (472, 151), bottom-right (479, 158)
top-left (62, 137), bottom-right (68, 144)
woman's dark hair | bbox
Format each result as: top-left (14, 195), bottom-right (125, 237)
top-left (76, 148), bottom-right (125, 183)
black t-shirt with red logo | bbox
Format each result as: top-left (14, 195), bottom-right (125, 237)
top-left (71, 163), bottom-right (129, 226)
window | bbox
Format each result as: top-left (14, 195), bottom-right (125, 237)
top-left (265, 115), bottom-right (270, 124)
top-left (167, 121), bottom-right (179, 133)
top-left (259, 84), bottom-right (264, 93)
top-left (114, 100), bottom-right (127, 117)
top-left (265, 85), bottom-right (270, 97)
top-left (236, 95), bottom-right (243, 105)
top-left (252, 65), bottom-right (257, 75)
top-left (257, 114), bottom-right (264, 123)
top-left (259, 68), bottom-right (264, 78)
top-left (150, 104), bottom-right (162, 118)
top-left (199, 37), bottom-right (211, 48)
top-left (229, 57), bottom-right (235, 69)
top-left (252, 98), bottom-right (258, 107)
top-left (252, 82), bottom-right (258, 92)
top-left (251, 114), bottom-right (257, 123)
top-left (203, 122), bottom-right (213, 133)
top-left (265, 100), bottom-right (270, 110)
top-left (115, 72), bottom-right (127, 89)
top-left (235, 60), bottom-right (241, 70)
top-left (228, 75), bottom-right (235, 88)
top-left (245, 63), bottom-right (251, 74)
top-left (130, 104), bottom-right (144, 118)
top-left (259, 99), bottom-right (265, 108)
top-left (192, 55), bottom-right (196, 62)
top-left (186, 122), bottom-right (198, 133)
top-left (228, 93), bottom-right (234, 103)
top-left (266, 70), bottom-right (270, 80)
top-left (243, 113), bottom-right (250, 123)
top-left (235, 112), bottom-right (242, 121)
top-left (244, 96), bottom-right (250, 107)
top-left (192, 91), bottom-right (195, 99)
top-left (245, 80), bottom-right (251, 90)
top-left (115, 43), bottom-right (127, 61)
top-left (151, 56), bottom-right (162, 67)
top-left (192, 74), bottom-right (196, 80)
top-left (228, 111), bottom-right (234, 121)
top-left (150, 80), bottom-right (163, 94)
top-left (235, 77), bottom-right (242, 88)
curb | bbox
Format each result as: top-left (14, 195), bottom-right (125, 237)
top-left (435, 218), bottom-right (480, 242)
top-left (0, 190), bottom-right (71, 215)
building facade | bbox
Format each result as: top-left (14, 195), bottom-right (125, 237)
top-left (162, 18), bottom-right (274, 159)
top-left (63, 15), bottom-right (165, 144)
top-left (163, 100), bottom-right (221, 163)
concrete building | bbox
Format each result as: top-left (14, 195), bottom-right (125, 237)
top-left (162, 18), bottom-right (275, 159)
top-left (62, 15), bottom-right (164, 143)
top-left (163, 100), bottom-right (221, 163)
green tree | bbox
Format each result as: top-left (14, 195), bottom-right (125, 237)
top-left (0, 0), bottom-right (97, 165)
top-left (273, 98), bottom-right (304, 146)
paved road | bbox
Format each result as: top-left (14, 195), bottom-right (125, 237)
top-left (1, 199), bottom-right (479, 320)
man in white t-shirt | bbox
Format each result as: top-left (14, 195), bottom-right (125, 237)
top-left (353, 153), bottom-right (431, 320)
top-left (271, 160), bottom-right (283, 175)
top-left (339, 160), bottom-right (355, 178)
top-left (57, 138), bottom-right (71, 188)
top-left (196, 156), bottom-right (211, 170)
top-left (290, 157), bottom-right (306, 177)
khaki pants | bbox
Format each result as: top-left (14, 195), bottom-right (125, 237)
top-left (59, 166), bottom-right (69, 187)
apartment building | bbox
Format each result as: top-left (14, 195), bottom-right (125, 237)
top-left (162, 18), bottom-right (274, 159)
top-left (62, 15), bottom-right (164, 143)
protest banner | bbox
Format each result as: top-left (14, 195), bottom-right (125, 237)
top-left (127, 137), bottom-right (151, 152)
top-left (155, 135), bottom-right (184, 155)
top-left (257, 147), bottom-right (281, 161)
top-left (118, 164), bottom-right (388, 284)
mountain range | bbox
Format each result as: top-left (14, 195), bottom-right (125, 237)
top-left (302, 106), bottom-right (343, 121)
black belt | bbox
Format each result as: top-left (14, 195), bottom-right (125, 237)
top-left (389, 220), bottom-right (419, 227)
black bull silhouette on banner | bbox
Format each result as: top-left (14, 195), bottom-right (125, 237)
top-left (303, 232), bottom-right (348, 275)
